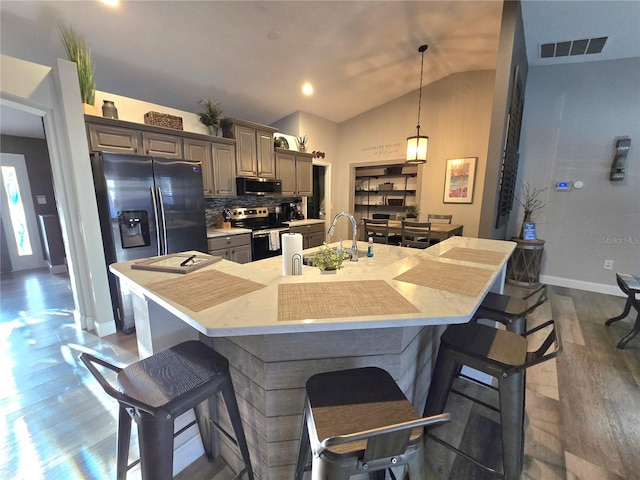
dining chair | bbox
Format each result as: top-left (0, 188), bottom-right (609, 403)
top-left (401, 221), bottom-right (432, 249)
top-left (427, 214), bottom-right (453, 224)
top-left (363, 218), bottom-right (401, 245)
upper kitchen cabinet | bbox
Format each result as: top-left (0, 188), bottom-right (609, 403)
top-left (275, 149), bottom-right (313, 196)
top-left (85, 116), bottom-right (237, 197)
top-left (184, 137), bottom-right (236, 197)
top-left (212, 141), bottom-right (237, 197)
top-left (226, 119), bottom-right (278, 178)
top-left (87, 122), bottom-right (141, 154)
top-left (141, 131), bottom-right (183, 158)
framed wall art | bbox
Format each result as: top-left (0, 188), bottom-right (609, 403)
top-left (443, 157), bottom-right (477, 204)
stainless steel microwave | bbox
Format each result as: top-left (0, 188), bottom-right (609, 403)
top-left (236, 177), bottom-right (282, 196)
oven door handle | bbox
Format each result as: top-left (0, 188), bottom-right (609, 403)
top-left (253, 229), bottom-right (289, 238)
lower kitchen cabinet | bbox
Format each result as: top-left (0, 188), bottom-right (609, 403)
top-left (289, 222), bottom-right (325, 249)
top-left (207, 233), bottom-right (252, 263)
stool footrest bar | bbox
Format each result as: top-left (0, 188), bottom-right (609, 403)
top-left (427, 432), bottom-right (504, 478)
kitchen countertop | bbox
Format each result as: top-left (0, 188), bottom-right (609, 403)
top-left (110, 236), bottom-right (515, 337)
top-left (285, 219), bottom-right (325, 226)
top-left (206, 227), bottom-right (251, 238)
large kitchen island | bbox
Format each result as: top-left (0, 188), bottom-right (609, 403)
top-left (110, 236), bottom-right (515, 479)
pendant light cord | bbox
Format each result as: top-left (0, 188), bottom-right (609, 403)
top-left (416, 45), bottom-right (428, 133)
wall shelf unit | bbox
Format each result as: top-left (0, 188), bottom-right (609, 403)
top-left (354, 165), bottom-right (418, 218)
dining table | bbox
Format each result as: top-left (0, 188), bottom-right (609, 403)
top-left (387, 220), bottom-right (463, 241)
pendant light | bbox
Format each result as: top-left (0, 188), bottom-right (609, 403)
top-left (406, 44), bottom-right (429, 164)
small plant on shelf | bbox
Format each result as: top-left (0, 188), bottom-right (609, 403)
top-left (198, 99), bottom-right (223, 135)
top-left (404, 205), bottom-right (420, 219)
top-left (295, 135), bottom-right (308, 152)
top-left (311, 243), bottom-right (347, 271)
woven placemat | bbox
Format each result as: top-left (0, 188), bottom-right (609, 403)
top-left (439, 247), bottom-right (507, 266)
top-left (394, 260), bottom-right (493, 297)
top-left (147, 269), bottom-right (265, 312)
top-left (278, 280), bottom-right (419, 321)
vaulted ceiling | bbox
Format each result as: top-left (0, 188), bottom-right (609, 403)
top-left (1, 1), bottom-right (638, 139)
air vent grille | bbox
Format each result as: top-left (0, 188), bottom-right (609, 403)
top-left (540, 37), bottom-right (607, 58)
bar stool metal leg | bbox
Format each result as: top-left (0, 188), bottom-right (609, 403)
top-left (220, 374), bottom-right (255, 480)
top-left (194, 398), bottom-right (215, 459)
top-left (116, 406), bottom-right (132, 480)
top-left (498, 372), bottom-right (526, 480)
top-left (294, 402), bottom-right (311, 480)
top-left (136, 411), bottom-right (175, 480)
top-left (423, 347), bottom-right (458, 417)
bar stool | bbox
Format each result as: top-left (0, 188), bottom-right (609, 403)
top-left (423, 320), bottom-right (561, 480)
top-left (294, 367), bottom-right (449, 480)
top-left (605, 273), bottom-right (640, 349)
top-left (473, 285), bottom-right (548, 334)
top-left (80, 340), bottom-right (253, 480)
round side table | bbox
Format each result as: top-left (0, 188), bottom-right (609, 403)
top-left (506, 238), bottom-right (545, 287)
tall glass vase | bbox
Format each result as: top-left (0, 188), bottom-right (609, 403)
top-left (519, 210), bottom-right (532, 239)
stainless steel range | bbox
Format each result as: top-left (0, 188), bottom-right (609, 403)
top-left (229, 206), bottom-right (290, 260)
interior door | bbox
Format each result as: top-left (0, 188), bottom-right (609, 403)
top-left (0, 153), bottom-right (45, 271)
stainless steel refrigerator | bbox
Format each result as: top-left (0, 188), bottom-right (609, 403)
top-left (91, 152), bottom-right (208, 332)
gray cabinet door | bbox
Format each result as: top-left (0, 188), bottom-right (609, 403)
top-left (257, 130), bottom-right (276, 178)
top-left (213, 143), bottom-right (237, 196)
top-left (235, 125), bottom-right (257, 177)
top-left (142, 132), bottom-right (183, 158)
top-left (276, 152), bottom-right (297, 195)
top-left (87, 123), bottom-right (141, 154)
top-left (231, 244), bottom-right (252, 264)
top-left (184, 138), bottom-right (214, 197)
top-left (296, 155), bottom-right (313, 196)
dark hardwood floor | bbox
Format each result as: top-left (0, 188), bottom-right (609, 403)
top-left (1, 268), bottom-right (638, 479)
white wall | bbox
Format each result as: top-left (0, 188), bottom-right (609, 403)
top-left (516, 58), bottom-right (640, 293)
top-left (334, 70), bottom-right (495, 240)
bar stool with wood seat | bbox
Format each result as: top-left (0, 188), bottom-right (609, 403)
top-left (294, 367), bottom-right (449, 480)
top-left (80, 340), bottom-right (254, 480)
top-left (605, 273), bottom-right (640, 349)
top-left (400, 220), bottom-right (432, 249)
top-left (473, 285), bottom-right (548, 335)
top-left (423, 320), bottom-right (561, 480)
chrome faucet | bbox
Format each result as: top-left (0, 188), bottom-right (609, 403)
top-left (327, 211), bottom-right (359, 262)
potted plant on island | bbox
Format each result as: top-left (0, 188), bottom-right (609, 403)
top-left (515, 182), bottom-right (546, 239)
top-left (403, 205), bottom-right (420, 220)
top-left (311, 243), bottom-right (347, 273)
top-left (198, 99), bottom-right (223, 136)
top-left (59, 23), bottom-right (96, 115)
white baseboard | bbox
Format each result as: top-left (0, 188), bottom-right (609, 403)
top-left (94, 318), bottom-right (117, 336)
top-left (540, 275), bottom-right (624, 297)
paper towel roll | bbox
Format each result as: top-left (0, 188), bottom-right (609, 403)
top-left (282, 233), bottom-right (303, 276)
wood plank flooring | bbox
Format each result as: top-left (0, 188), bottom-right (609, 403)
top-left (1, 269), bottom-right (638, 479)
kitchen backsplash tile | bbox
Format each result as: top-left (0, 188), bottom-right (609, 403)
top-left (205, 195), bottom-right (301, 227)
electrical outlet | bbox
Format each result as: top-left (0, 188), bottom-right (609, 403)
top-left (604, 260), bottom-right (614, 270)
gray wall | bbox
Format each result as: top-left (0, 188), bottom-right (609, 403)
top-left (514, 58), bottom-right (640, 291)
top-left (1, 134), bottom-right (57, 218)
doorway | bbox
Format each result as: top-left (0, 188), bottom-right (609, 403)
top-left (308, 164), bottom-right (327, 219)
top-left (0, 153), bottom-right (45, 271)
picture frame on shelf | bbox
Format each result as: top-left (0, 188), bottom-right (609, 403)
top-left (443, 157), bottom-right (477, 204)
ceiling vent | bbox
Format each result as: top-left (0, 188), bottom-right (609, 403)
top-left (540, 37), bottom-right (607, 58)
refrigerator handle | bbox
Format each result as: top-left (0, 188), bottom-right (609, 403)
top-left (157, 187), bottom-right (169, 255)
top-left (150, 187), bottom-right (162, 256)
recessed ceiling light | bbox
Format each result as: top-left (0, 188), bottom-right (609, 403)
top-left (100, 0), bottom-right (119, 6)
top-left (302, 83), bottom-right (314, 96)
top-left (268, 30), bottom-right (281, 40)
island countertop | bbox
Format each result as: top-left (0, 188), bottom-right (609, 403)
top-left (110, 236), bottom-right (515, 337)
